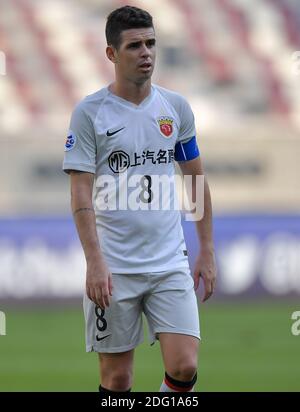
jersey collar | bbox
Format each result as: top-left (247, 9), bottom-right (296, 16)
top-left (106, 85), bottom-right (156, 110)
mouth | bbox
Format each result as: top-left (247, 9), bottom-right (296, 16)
top-left (138, 62), bottom-right (152, 71)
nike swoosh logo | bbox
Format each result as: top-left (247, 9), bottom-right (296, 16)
top-left (96, 334), bottom-right (111, 342)
top-left (106, 127), bottom-right (125, 137)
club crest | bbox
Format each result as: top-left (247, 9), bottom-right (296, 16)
top-left (157, 117), bottom-right (174, 138)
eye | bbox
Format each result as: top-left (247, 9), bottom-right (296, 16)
top-left (147, 40), bottom-right (156, 48)
top-left (128, 42), bottom-right (140, 49)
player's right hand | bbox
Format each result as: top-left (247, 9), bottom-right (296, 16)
top-left (86, 258), bottom-right (113, 309)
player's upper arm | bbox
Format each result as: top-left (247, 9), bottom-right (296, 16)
top-left (178, 156), bottom-right (204, 177)
top-left (70, 171), bottom-right (94, 199)
top-left (63, 102), bottom-right (96, 175)
top-left (174, 97), bottom-right (200, 163)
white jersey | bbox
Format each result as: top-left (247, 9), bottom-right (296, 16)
top-left (63, 84), bottom-right (199, 273)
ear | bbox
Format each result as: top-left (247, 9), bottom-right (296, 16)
top-left (106, 46), bottom-right (117, 64)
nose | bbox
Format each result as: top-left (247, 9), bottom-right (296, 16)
top-left (140, 43), bottom-right (151, 58)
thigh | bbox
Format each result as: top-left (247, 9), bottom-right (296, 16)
top-left (159, 333), bottom-right (199, 371)
top-left (99, 350), bottom-right (134, 375)
top-left (98, 350), bottom-right (135, 391)
top-left (83, 274), bottom-right (145, 353)
top-left (143, 269), bottom-right (201, 345)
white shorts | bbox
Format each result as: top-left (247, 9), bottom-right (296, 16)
top-left (83, 268), bottom-right (200, 353)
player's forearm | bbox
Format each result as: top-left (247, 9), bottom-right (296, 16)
top-left (195, 178), bottom-right (214, 251)
top-left (71, 193), bottom-right (104, 263)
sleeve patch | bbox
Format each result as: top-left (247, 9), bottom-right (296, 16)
top-left (64, 131), bottom-right (76, 152)
top-left (174, 136), bottom-right (200, 161)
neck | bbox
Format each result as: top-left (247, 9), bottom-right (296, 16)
top-left (110, 79), bottom-right (152, 105)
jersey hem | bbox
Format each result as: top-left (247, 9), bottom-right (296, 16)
top-left (150, 329), bottom-right (201, 346)
top-left (86, 339), bottom-right (144, 353)
top-left (107, 264), bottom-right (190, 275)
top-left (63, 163), bottom-right (96, 174)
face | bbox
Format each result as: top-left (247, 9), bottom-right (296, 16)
top-left (108, 27), bottom-right (156, 85)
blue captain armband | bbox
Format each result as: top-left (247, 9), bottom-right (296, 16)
top-left (174, 136), bottom-right (200, 161)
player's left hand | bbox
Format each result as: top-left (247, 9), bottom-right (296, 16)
top-left (193, 247), bottom-right (217, 302)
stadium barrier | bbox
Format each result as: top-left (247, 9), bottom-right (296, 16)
top-left (0, 215), bottom-right (299, 298)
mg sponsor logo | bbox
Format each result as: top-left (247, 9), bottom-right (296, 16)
top-left (108, 151), bottom-right (130, 173)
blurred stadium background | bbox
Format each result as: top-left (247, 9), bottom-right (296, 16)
top-left (0, 0), bottom-right (300, 392)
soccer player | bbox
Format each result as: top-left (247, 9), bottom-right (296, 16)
top-left (63, 5), bottom-right (216, 392)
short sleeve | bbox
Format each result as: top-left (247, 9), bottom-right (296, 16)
top-left (174, 97), bottom-right (199, 161)
top-left (62, 102), bottom-right (96, 174)
top-left (177, 97), bottom-right (196, 144)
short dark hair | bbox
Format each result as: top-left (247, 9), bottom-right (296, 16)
top-left (106, 5), bottom-right (154, 49)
